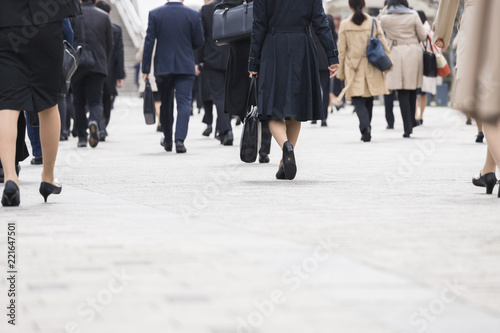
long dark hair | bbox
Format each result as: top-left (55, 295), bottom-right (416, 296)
top-left (417, 10), bottom-right (427, 24)
top-left (349, 0), bottom-right (366, 26)
top-left (387, 0), bottom-right (409, 7)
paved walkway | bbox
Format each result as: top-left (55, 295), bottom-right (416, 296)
top-left (1, 96), bottom-right (500, 333)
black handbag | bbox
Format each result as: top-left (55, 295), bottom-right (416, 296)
top-left (366, 18), bottom-right (392, 72)
top-left (72, 16), bottom-right (95, 82)
top-left (143, 78), bottom-right (156, 125)
top-left (422, 36), bottom-right (437, 78)
top-left (240, 77), bottom-right (260, 163)
top-left (213, 0), bottom-right (253, 46)
top-left (61, 40), bottom-right (80, 94)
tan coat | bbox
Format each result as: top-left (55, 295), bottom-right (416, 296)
top-left (380, 11), bottom-right (427, 90)
top-left (337, 14), bottom-right (391, 101)
top-left (433, 0), bottom-right (499, 120)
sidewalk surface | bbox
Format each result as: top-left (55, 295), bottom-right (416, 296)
top-left (1, 96), bottom-right (500, 333)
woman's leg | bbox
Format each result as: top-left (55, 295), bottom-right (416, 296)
top-left (397, 90), bottom-right (413, 135)
top-left (268, 119), bottom-right (287, 149)
top-left (285, 119), bottom-right (301, 148)
top-left (418, 94), bottom-right (427, 120)
top-left (482, 146), bottom-right (497, 174)
top-left (483, 120), bottom-right (500, 169)
top-left (0, 110), bottom-right (21, 185)
top-left (38, 105), bottom-right (60, 185)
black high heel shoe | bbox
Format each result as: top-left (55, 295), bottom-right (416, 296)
top-left (39, 181), bottom-right (62, 203)
top-left (276, 165), bottom-right (286, 180)
top-left (2, 181), bottom-right (20, 207)
top-left (472, 172), bottom-right (497, 194)
top-left (282, 141), bottom-right (297, 180)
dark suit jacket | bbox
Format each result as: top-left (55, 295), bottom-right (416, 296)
top-left (199, 0), bottom-right (230, 71)
top-left (0, 0), bottom-right (81, 28)
top-left (142, 2), bottom-right (205, 77)
top-left (71, 2), bottom-right (113, 77)
top-left (104, 24), bottom-right (126, 96)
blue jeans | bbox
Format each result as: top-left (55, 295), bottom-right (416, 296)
top-left (26, 116), bottom-right (42, 157)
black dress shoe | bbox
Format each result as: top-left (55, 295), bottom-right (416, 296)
top-left (259, 155), bottom-right (270, 164)
top-left (88, 121), bottom-right (100, 148)
top-left (215, 132), bottom-right (221, 142)
top-left (160, 136), bottom-right (173, 152)
top-left (321, 120), bottom-right (328, 127)
top-left (222, 131), bottom-right (233, 146)
top-left (472, 172), bottom-right (497, 194)
top-left (403, 133), bottom-right (411, 138)
top-left (311, 120), bottom-right (317, 125)
top-left (361, 130), bottom-right (371, 142)
top-left (156, 125), bottom-right (163, 132)
top-left (31, 156), bottom-right (43, 165)
top-left (39, 181), bottom-right (62, 203)
top-left (77, 137), bottom-right (87, 148)
top-left (60, 131), bottom-right (69, 141)
top-left (202, 125), bottom-right (212, 137)
top-left (386, 125), bottom-right (394, 130)
top-left (276, 165), bottom-right (286, 180)
top-left (2, 180), bottom-right (20, 207)
top-left (282, 141), bottom-right (297, 180)
top-left (175, 140), bottom-right (187, 153)
top-left (0, 165), bottom-right (20, 184)
top-left (476, 131), bottom-right (484, 143)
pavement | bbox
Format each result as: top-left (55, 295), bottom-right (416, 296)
top-left (1, 96), bottom-right (500, 333)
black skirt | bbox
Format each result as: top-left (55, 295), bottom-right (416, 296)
top-left (0, 21), bottom-right (63, 113)
top-left (257, 28), bottom-right (323, 122)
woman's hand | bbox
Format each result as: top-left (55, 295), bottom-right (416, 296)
top-left (328, 64), bottom-right (339, 78)
top-left (249, 71), bottom-right (258, 78)
top-left (435, 38), bottom-right (445, 49)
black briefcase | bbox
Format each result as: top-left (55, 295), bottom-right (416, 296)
top-left (240, 77), bottom-right (260, 163)
top-left (213, 1), bottom-right (253, 46)
top-left (143, 78), bottom-right (156, 125)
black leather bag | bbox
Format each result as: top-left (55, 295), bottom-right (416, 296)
top-left (240, 77), bottom-right (260, 163)
top-left (366, 18), bottom-right (392, 72)
top-left (143, 78), bottom-right (156, 125)
top-left (72, 16), bottom-right (95, 82)
top-left (423, 36), bottom-right (437, 78)
top-left (213, 0), bottom-right (253, 46)
top-left (61, 41), bottom-right (80, 94)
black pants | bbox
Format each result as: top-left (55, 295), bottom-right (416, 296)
top-left (0, 113), bottom-right (29, 169)
top-left (202, 100), bottom-right (214, 126)
top-left (102, 93), bottom-right (116, 128)
top-left (73, 73), bottom-right (106, 138)
top-left (384, 91), bottom-right (395, 127)
top-left (259, 121), bottom-right (272, 157)
top-left (204, 68), bottom-right (232, 135)
top-left (352, 97), bottom-right (374, 134)
top-left (320, 71), bottom-right (330, 121)
top-left (397, 89), bottom-right (417, 134)
top-left (157, 74), bottom-right (194, 143)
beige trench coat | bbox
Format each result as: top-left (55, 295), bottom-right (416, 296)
top-left (337, 14), bottom-right (391, 101)
top-left (380, 11), bottom-right (427, 90)
top-left (433, 0), bottom-right (499, 120)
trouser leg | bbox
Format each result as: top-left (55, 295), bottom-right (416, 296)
top-left (72, 78), bottom-right (88, 138)
top-left (202, 100), bottom-right (213, 126)
top-left (320, 71), bottom-right (330, 121)
top-left (352, 97), bottom-right (371, 134)
top-left (173, 75), bottom-right (195, 142)
top-left (397, 90), bottom-right (413, 134)
top-left (58, 94), bottom-right (67, 135)
top-left (158, 76), bottom-right (175, 144)
top-left (384, 91), bottom-right (395, 127)
top-left (259, 121), bottom-right (272, 157)
top-left (26, 120), bottom-right (42, 157)
top-left (86, 74), bottom-right (106, 131)
top-left (206, 69), bottom-right (231, 135)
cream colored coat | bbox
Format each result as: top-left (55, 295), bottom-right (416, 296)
top-left (337, 14), bottom-right (391, 100)
top-left (380, 11), bottom-right (427, 90)
top-left (433, 0), bottom-right (500, 120)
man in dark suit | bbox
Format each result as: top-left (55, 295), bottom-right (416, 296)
top-left (142, 0), bottom-right (204, 153)
top-left (199, 0), bottom-right (233, 146)
top-left (96, 1), bottom-right (126, 141)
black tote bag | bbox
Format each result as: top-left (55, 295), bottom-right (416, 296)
top-left (213, 0), bottom-right (253, 46)
top-left (240, 77), bottom-right (260, 163)
top-left (143, 78), bottom-right (156, 125)
top-left (423, 36), bottom-right (437, 78)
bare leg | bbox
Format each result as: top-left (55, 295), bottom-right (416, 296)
top-left (38, 105), bottom-right (60, 185)
top-left (481, 147), bottom-right (497, 174)
top-left (418, 94), bottom-right (427, 120)
top-left (0, 110), bottom-right (21, 186)
top-left (155, 101), bottom-right (161, 127)
top-left (285, 119), bottom-right (301, 148)
top-left (483, 120), bottom-right (500, 169)
top-left (476, 118), bottom-right (483, 134)
top-left (268, 119), bottom-right (287, 149)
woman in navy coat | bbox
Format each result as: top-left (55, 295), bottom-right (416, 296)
top-left (249, 0), bottom-right (339, 180)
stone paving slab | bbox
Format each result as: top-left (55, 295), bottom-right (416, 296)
top-left (0, 96), bottom-right (500, 333)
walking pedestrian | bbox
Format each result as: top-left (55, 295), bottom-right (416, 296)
top-left (380, 0), bottom-right (427, 138)
top-left (0, 0), bottom-right (81, 206)
top-left (434, 0), bottom-right (500, 196)
top-left (249, 0), bottom-right (339, 180)
top-left (199, 0), bottom-right (233, 146)
top-left (337, 0), bottom-right (391, 142)
top-left (71, 0), bottom-right (114, 148)
top-left (96, 0), bottom-right (126, 141)
top-left (142, 0), bottom-right (204, 154)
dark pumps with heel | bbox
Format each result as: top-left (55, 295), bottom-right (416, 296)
top-left (282, 141), bottom-right (297, 180)
top-left (39, 181), bottom-right (62, 203)
top-left (1, 181), bottom-right (20, 207)
top-left (472, 172), bottom-right (497, 194)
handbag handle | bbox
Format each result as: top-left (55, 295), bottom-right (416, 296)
top-left (246, 77), bottom-right (258, 108)
top-left (370, 18), bottom-right (378, 38)
top-left (422, 35), bottom-right (434, 54)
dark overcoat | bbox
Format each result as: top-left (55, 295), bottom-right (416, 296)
top-left (104, 24), bottom-right (126, 96)
top-left (249, 0), bottom-right (338, 121)
top-left (199, 0), bottom-right (230, 70)
top-left (0, 0), bottom-right (81, 28)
